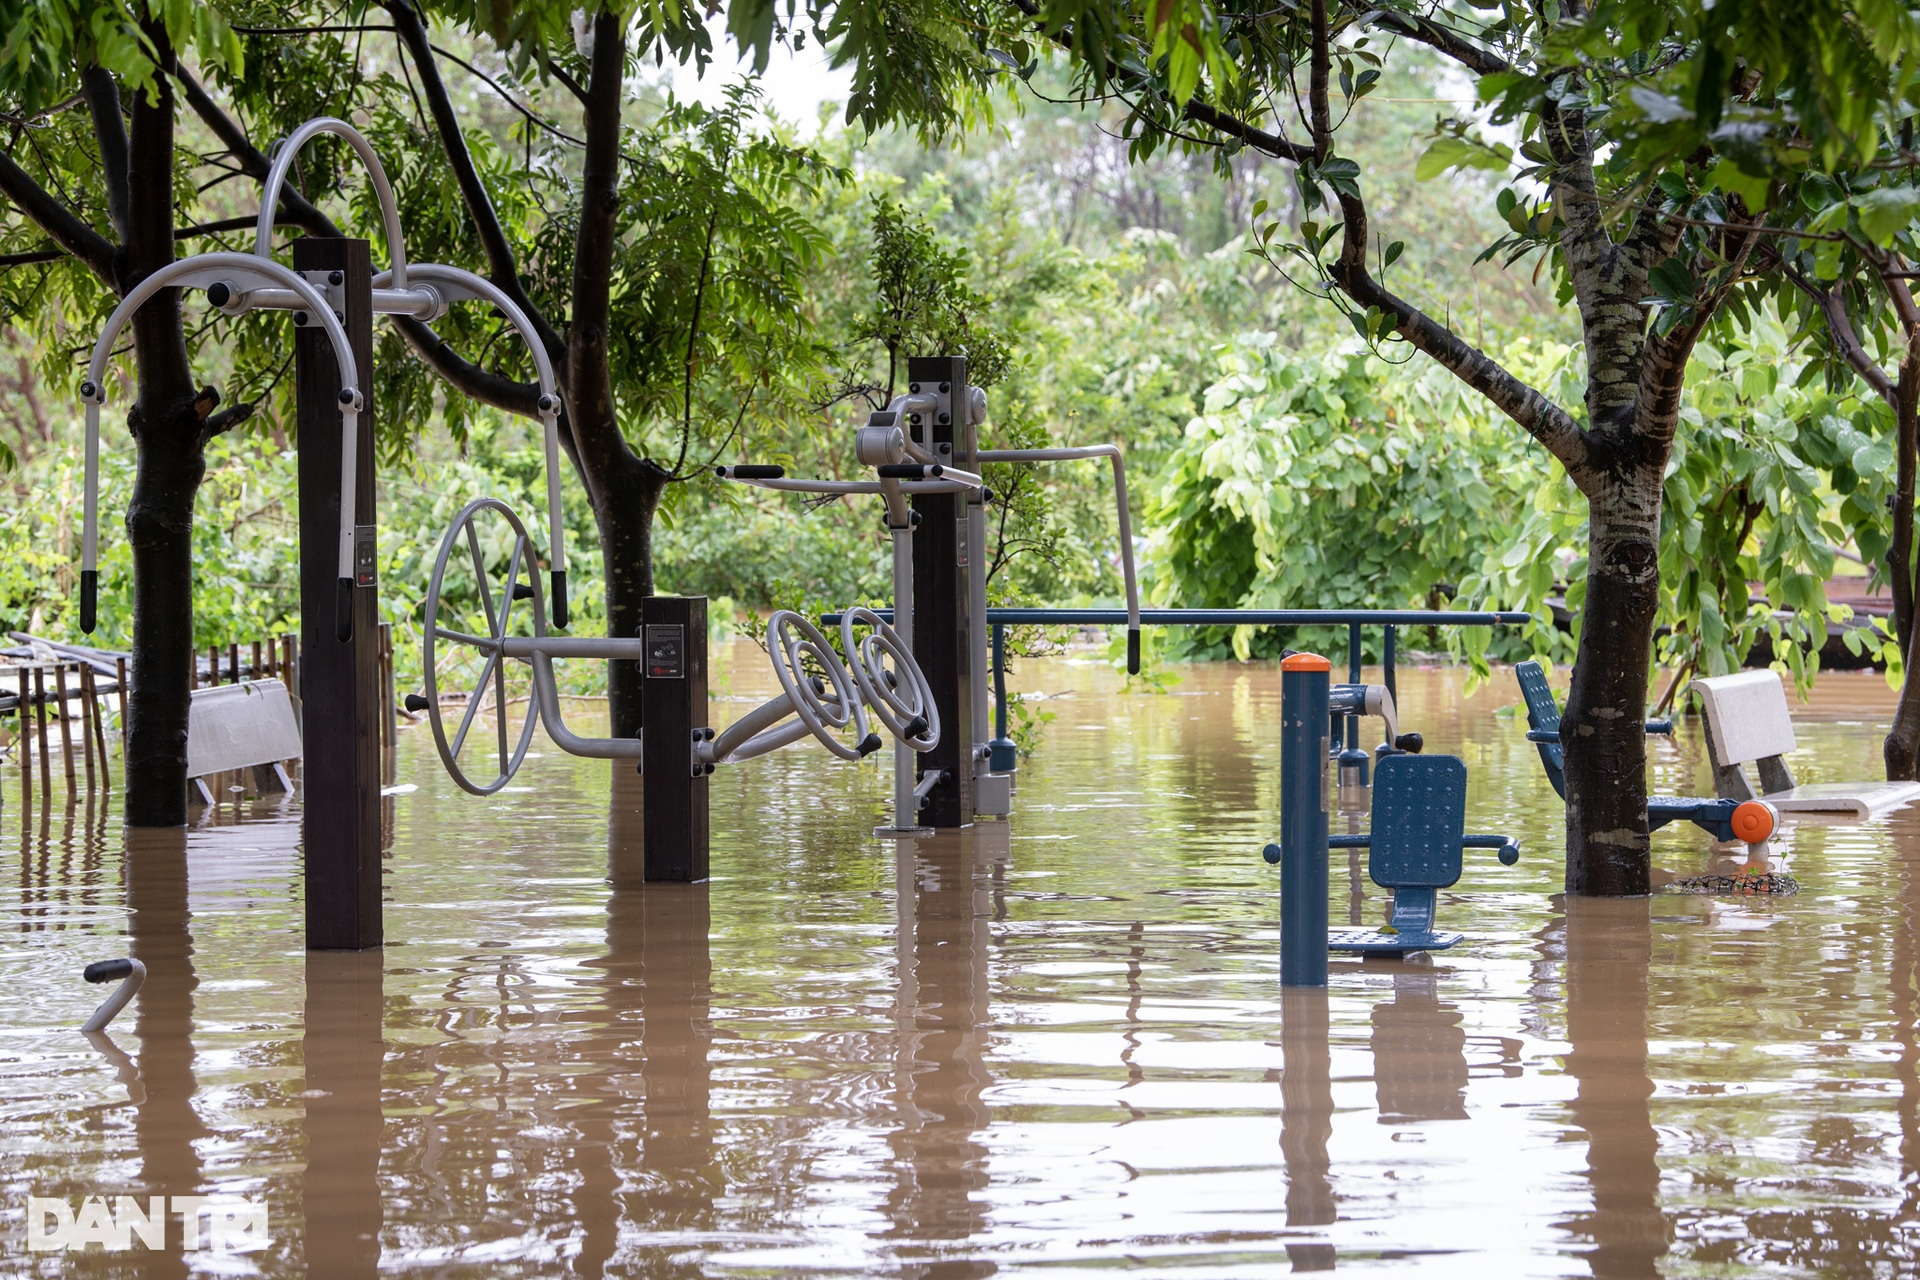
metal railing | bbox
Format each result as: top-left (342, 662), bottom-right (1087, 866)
top-left (823, 607), bottom-right (1531, 752)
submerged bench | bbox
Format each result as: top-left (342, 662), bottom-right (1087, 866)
top-left (185, 678), bottom-right (301, 805)
top-left (1514, 660), bottom-right (1743, 842)
top-left (1693, 670), bottom-right (1920, 819)
top-left (1265, 753), bottom-right (1520, 956)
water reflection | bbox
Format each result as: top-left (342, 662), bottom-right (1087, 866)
top-left (884, 826), bottom-right (1002, 1277)
top-left (1370, 967), bottom-right (1468, 1124)
top-left (302, 950), bottom-right (385, 1276)
top-left (1279, 988), bottom-right (1335, 1271)
top-left (1553, 897), bottom-right (1670, 1278)
top-left (125, 826), bottom-right (205, 1280)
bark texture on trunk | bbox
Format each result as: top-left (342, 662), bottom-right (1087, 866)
top-left (1561, 465), bottom-right (1664, 896)
top-left (118, 27), bottom-right (204, 826)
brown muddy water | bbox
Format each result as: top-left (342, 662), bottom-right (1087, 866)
top-left (3, 648), bottom-right (1919, 1277)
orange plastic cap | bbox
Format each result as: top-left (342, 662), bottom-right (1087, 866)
top-left (1730, 800), bottom-right (1776, 844)
top-left (1281, 652), bottom-right (1332, 673)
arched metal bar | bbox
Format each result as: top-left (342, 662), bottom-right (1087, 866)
top-left (254, 117), bottom-right (409, 290)
top-left (78, 252), bottom-right (362, 640)
top-left (387, 262), bottom-right (571, 627)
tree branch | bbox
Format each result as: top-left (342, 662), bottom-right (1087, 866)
top-left (1783, 265), bottom-right (1898, 407)
top-left (177, 70), bottom-right (341, 240)
top-left (1371, 9), bottom-right (1511, 76)
top-left (80, 66), bottom-right (131, 242)
top-left (0, 152), bottom-right (115, 282)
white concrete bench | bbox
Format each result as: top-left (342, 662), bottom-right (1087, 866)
top-left (186, 679), bottom-right (301, 805)
top-left (1691, 670), bottom-right (1920, 818)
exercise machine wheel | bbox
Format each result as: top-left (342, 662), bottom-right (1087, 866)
top-left (838, 606), bottom-right (940, 751)
top-left (766, 611), bottom-right (876, 761)
top-left (422, 498), bottom-right (546, 795)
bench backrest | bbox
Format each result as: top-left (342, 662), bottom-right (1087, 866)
top-left (1692, 670), bottom-right (1797, 766)
top-left (1513, 660), bottom-right (1567, 797)
top-left (1369, 754), bottom-right (1467, 890)
top-left (185, 679), bottom-right (302, 779)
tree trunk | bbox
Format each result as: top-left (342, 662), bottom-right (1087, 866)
top-left (1562, 461), bottom-right (1664, 897)
top-left (590, 452), bottom-right (665, 738)
top-left (119, 30), bottom-right (202, 827)
top-left (1886, 367), bottom-right (1920, 779)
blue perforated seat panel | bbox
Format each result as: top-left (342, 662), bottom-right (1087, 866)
top-left (1368, 754), bottom-right (1467, 891)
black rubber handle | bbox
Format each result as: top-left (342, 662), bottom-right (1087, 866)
top-left (512, 581), bottom-right (535, 601)
top-left (858, 732), bottom-right (883, 757)
top-left (878, 463), bottom-right (941, 479)
top-left (80, 569), bottom-right (97, 634)
top-left (721, 464), bottom-right (786, 479)
top-left (551, 571), bottom-right (568, 629)
top-left (404, 693), bottom-right (430, 713)
top-left (904, 714), bottom-right (929, 739)
top-left (84, 959), bottom-right (134, 983)
top-left (1394, 732), bottom-right (1424, 754)
top-left (1127, 627), bottom-right (1141, 675)
top-left (336, 577), bottom-right (353, 642)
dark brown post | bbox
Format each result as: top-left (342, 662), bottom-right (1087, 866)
top-left (86, 666), bottom-right (110, 789)
top-left (113, 657), bottom-right (128, 759)
top-left (633, 595), bottom-right (708, 884)
top-left (32, 666), bottom-right (50, 796)
top-left (76, 665), bottom-right (96, 792)
top-left (16, 668), bottom-right (28, 804)
top-left (296, 238), bottom-right (382, 950)
top-left (208, 643), bottom-right (218, 687)
top-left (53, 663), bottom-right (75, 789)
top-left (906, 355), bottom-right (976, 829)
top-left (251, 639), bottom-right (263, 682)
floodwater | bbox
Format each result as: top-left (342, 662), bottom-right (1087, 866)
top-left (3, 648), bottom-right (1920, 1277)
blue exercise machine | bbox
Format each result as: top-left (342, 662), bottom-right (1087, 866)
top-left (1261, 653), bottom-right (1522, 985)
top-left (1513, 660), bottom-right (1742, 842)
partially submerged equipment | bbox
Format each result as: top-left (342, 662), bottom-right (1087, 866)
top-left (1693, 669), bottom-right (1920, 818)
top-left (81, 958), bottom-right (145, 1033)
top-left (1515, 660), bottom-right (1749, 842)
top-left (185, 678), bottom-right (302, 805)
top-left (1265, 753), bottom-right (1520, 957)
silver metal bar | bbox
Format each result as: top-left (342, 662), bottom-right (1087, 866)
top-left (498, 636), bottom-right (649, 659)
top-left (730, 477), bottom-right (980, 497)
top-left (531, 655), bottom-right (645, 759)
top-left (719, 715), bottom-right (816, 763)
top-left (710, 691), bottom-right (802, 761)
top-left (892, 523), bottom-right (917, 830)
top-left (978, 446), bottom-right (1138, 634)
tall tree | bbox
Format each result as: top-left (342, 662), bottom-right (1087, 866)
top-left (914, 0), bottom-right (1920, 893)
top-left (0, 1), bottom-right (256, 824)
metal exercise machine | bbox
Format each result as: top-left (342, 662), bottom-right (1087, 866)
top-left (416, 493), bottom-right (944, 877)
top-left (73, 117), bottom-right (571, 947)
top-left (1262, 652), bottom-right (1523, 983)
top-left (784, 356), bottom-right (1143, 831)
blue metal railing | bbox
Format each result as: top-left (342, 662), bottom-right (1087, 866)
top-left (822, 607), bottom-right (1531, 750)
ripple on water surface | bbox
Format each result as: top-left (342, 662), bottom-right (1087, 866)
top-left (2, 651), bottom-right (1919, 1275)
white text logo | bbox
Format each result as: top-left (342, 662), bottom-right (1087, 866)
top-left (26, 1196), bottom-right (269, 1252)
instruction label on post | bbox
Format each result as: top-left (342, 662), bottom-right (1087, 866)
top-left (645, 625), bottom-right (685, 679)
top-left (354, 525), bottom-right (378, 587)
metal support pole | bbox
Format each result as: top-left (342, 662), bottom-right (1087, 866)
top-left (988, 623), bottom-right (1017, 774)
top-left (297, 238), bottom-right (382, 950)
top-left (882, 523), bottom-right (927, 835)
top-left (636, 595), bottom-right (709, 882)
top-left (907, 355), bottom-right (975, 828)
top-left (1383, 625), bottom-right (1397, 710)
top-left (1279, 652), bottom-right (1331, 988)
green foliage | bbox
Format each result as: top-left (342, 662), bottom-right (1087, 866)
top-left (1461, 312), bottom-right (1886, 693)
top-left (1149, 334), bottom-right (1539, 660)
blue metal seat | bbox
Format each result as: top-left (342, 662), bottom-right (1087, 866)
top-left (1319, 754), bottom-right (1519, 956)
top-left (1513, 660), bottom-right (1737, 841)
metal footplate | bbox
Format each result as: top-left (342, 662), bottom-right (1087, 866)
top-left (1327, 925), bottom-right (1463, 956)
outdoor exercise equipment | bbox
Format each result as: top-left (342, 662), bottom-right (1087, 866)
top-left (416, 491), bottom-right (937, 876)
top-left (1693, 669), bottom-right (1920, 818)
top-left (1515, 660), bottom-right (1747, 842)
top-left (766, 356), bottom-right (1144, 830)
top-left (80, 957), bottom-right (145, 1033)
top-left (1262, 653), bottom-right (1522, 983)
top-left (71, 116), bottom-right (573, 947)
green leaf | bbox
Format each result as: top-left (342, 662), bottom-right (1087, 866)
top-left (1856, 186), bottom-right (1920, 244)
